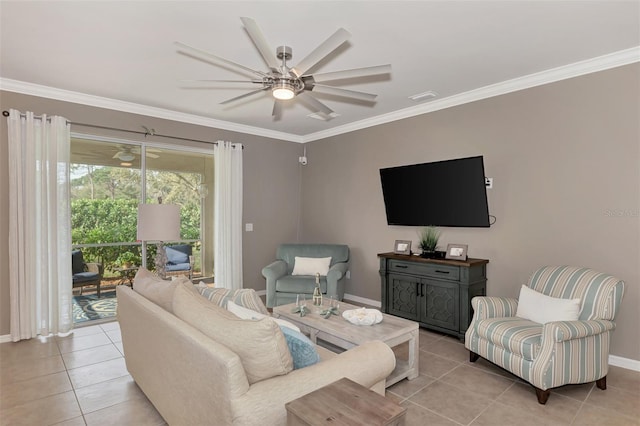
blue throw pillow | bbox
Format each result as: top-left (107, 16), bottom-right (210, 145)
top-left (166, 246), bottom-right (189, 264)
top-left (279, 325), bottom-right (320, 370)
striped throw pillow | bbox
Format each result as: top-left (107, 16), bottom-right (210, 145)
top-left (196, 287), bottom-right (269, 315)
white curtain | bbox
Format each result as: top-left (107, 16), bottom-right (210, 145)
top-left (7, 109), bottom-right (73, 341)
top-left (213, 141), bottom-right (243, 290)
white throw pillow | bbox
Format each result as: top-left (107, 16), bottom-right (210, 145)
top-left (515, 285), bottom-right (581, 324)
top-left (291, 256), bottom-right (332, 276)
top-left (227, 301), bottom-right (301, 333)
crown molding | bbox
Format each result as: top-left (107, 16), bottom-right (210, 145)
top-left (2, 47), bottom-right (637, 144)
top-left (0, 78), bottom-right (305, 143)
top-left (301, 46), bottom-right (640, 142)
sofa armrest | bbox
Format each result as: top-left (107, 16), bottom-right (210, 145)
top-left (327, 262), bottom-right (348, 281)
top-left (262, 260), bottom-right (288, 280)
top-left (262, 260), bottom-right (288, 307)
top-left (326, 262), bottom-right (349, 300)
top-left (471, 296), bottom-right (518, 320)
top-left (543, 319), bottom-right (616, 343)
top-left (232, 340), bottom-right (395, 426)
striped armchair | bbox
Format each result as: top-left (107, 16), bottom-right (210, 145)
top-left (465, 266), bottom-right (625, 404)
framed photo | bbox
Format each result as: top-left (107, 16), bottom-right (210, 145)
top-left (393, 240), bottom-right (412, 255)
top-left (445, 243), bottom-right (468, 260)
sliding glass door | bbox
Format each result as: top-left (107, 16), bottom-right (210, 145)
top-left (70, 136), bottom-right (214, 286)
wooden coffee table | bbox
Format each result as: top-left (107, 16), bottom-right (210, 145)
top-left (273, 301), bottom-right (419, 387)
top-left (286, 377), bottom-right (406, 425)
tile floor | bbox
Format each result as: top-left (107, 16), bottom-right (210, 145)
top-left (0, 321), bottom-right (165, 426)
top-left (0, 323), bottom-right (638, 426)
top-left (387, 329), bottom-right (640, 426)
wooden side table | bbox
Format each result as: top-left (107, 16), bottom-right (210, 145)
top-left (285, 378), bottom-right (406, 426)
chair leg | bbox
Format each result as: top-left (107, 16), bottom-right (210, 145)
top-left (596, 376), bottom-right (607, 390)
top-left (535, 387), bottom-right (551, 405)
top-left (469, 351), bottom-right (480, 362)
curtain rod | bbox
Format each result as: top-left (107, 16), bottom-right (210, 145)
top-left (2, 110), bottom-right (242, 148)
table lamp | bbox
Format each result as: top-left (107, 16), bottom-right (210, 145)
top-left (137, 203), bottom-right (181, 279)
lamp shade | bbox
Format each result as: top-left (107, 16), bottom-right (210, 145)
top-left (137, 204), bottom-right (181, 241)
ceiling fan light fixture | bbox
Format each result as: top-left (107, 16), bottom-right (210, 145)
top-left (272, 81), bottom-right (295, 100)
top-left (118, 152), bottom-right (135, 161)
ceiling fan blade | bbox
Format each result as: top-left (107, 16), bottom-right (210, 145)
top-left (272, 100), bottom-right (282, 118)
top-left (112, 153), bottom-right (121, 159)
top-left (240, 17), bottom-right (280, 72)
top-left (290, 28), bottom-right (351, 78)
top-left (220, 87), bottom-right (270, 105)
top-left (297, 92), bottom-right (334, 116)
top-left (311, 84), bottom-right (377, 102)
top-left (180, 79), bottom-right (263, 84)
top-left (146, 153), bottom-right (160, 159)
top-left (175, 41), bottom-right (268, 79)
top-left (312, 64), bottom-right (391, 83)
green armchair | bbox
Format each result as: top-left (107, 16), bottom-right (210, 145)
top-left (262, 244), bottom-right (350, 307)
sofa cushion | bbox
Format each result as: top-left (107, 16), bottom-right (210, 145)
top-left (71, 250), bottom-right (85, 274)
top-left (292, 256), bottom-right (332, 276)
top-left (173, 281), bottom-right (293, 384)
top-left (527, 266), bottom-right (624, 321)
top-left (166, 245), bottom-right (190, 265)
top-left (226, 301), bottom-right (301, 333)
top-left (516, 285), bottom-right (581, 324)
top-left (277, 244), bottom-right (349, 272)
top-left (475, 317), bottom-right (542, 361)
top-left (279, 325), bottom-right (320, 370)
top-left (72, 271), bottom-right (99, 284)
top-left (197, 287), bottom-right (269, 315)
top-left (275, 275), bottom-right (327, 294)
top-left (133, 267), bottom-right (187, 312)
top-left (165, 263), bottom-right (190, 272)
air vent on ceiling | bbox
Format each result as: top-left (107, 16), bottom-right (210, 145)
top-left (307, 112), bottom-right (340, 121)
top-left (409, 90), bottom-right (438, 101)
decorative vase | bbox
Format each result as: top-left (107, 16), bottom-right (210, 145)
top-left (312, 273), bottom-right (323, 306)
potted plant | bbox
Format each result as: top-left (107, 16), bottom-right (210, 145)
top-left (418, 226), bottom-right (440, 258)
top-left (117, 251), bottom-right (137, 269)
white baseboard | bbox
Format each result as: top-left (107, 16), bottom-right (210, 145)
top-left (343, 293), bottom-right (382, 308)
top-left (0, 334), bottom-right (11, 343)
top-left (609, 354), bottom-right (640, 371)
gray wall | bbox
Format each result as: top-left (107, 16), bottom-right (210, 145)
top-left (0, 91), bottom-right (303, 336)
top-left (1, 64), bottom-right (638, 361)
top-left (300, 64), bottom-right (639, 360)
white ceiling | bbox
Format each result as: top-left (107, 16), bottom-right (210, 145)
top-left (1, 1), bottom-right (639, 142)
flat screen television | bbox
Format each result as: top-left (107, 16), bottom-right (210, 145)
top-left (380, 156), bottom-right (490, 227)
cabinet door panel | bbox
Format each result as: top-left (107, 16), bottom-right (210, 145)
top-left (422, 281), bottom-right (459, 331)
top-left (387, 274), bottom-right (420, 321)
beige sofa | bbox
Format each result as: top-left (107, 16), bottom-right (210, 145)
top-left (116, 284), bottom-right (396, 425)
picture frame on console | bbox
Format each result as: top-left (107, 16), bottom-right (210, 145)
top-left (393, 240), bottom-right (412, 255)
top-left (445, 243), bottom-right (468, 260)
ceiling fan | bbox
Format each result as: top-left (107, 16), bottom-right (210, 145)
top-left (176, 17), bottom-right (391, 120)
top-left (113, 145), bottom-right (161, 161)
